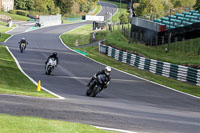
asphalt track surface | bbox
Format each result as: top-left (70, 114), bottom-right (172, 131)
top-left (1, 2), bottom-right (200, 133)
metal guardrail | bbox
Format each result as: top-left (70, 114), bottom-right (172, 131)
top-left (99, 43), bottom-right (200, 86)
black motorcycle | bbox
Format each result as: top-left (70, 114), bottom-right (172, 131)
top-left (19, 42), bottom-right (26, 53)
top-left (86, 74), bottom-right (109, 97)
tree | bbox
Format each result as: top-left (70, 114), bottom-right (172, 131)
top-left (15, 0), bottom-right (35, 10)
top-left (119, 13), bottom-right (128, 24)
top-left (55, 0), bottom-right (73, 15)
top-left (170, 0), bottom-right (196, 8)
top-left (194, 0), bottom-right (200, 10)
top-left (136, 0), bottom-right (164, 17)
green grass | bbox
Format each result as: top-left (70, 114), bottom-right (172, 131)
top-left (76, 46), bottom-right (200, 97)
top-left (0, 12), bottom-right (29, 21)
top-left (0, 45), bottom-right (54, 98)
top-left (0, 26), bottom-right (12, 33)
top-left (100, 0), bottom-right (128, 22)
top-left (61, 24), bottom-right (93, 47)
top-left (0, 114), bottom-right (115, 133)
top-left (0, 20), bottom-right (8, 26)
top-left (0, 33), bottom-right (11, 42)
top-left (98, 30), bottom-right (200, 66)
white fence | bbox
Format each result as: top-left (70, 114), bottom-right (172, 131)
top-left (39, 14), bottom-right (62, 27)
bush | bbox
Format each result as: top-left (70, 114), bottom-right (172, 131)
top-left (8, 10), bottom-right (17, 14)
top-left (16, 10), bottom-right (29, 16)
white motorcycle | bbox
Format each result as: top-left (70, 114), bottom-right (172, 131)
top-left (45, 58), bottom-right (57, 75)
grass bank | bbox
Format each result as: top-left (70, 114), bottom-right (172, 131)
top-left (100, 30), bottom-right (200, 66)
top-left (0, 45), bottom-right (54, 98)
top-left (61, 24), bottom-right (200, 97)
top-left (0, 33), bottom-right (11, 42)
top-left (61, 24), bottom-right (93, 47)
top-left (0, 114), bottom-right (115, 133)
top-left (0, 12), bottom-right (29, 21)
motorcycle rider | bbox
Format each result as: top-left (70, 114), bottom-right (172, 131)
top-left (19, 37), bottom-right (28, 50)
top-left (45, 52), bottom-right (59, 67)
top-left (87, 66), bottom-right (111, 89)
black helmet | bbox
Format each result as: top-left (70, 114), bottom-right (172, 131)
top-left (53, 52), bottom-right (57, 57)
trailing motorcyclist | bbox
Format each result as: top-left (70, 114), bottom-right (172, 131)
top-left (45, 52), bottom-right (59, 75)
top-left (86, 66), bottom-right (111, 97)
top-left (19, 37), bottom-right (28, 52)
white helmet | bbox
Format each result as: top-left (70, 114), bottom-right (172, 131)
top-left (105, 66), bottom-right (111, 75)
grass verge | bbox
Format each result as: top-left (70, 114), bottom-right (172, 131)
top-left (0, 114), bottom-right (115, 133)
top-left (0, 12), bottom-right (29, 21)
top-left (99, 30), bottom-right (200, 66)
top-left (0, 45), bottom-right (54, 98)
top-left (0, 26), bottom-right (12, 33)
top-left (61, 24), bottom-right (93, 47)
top-left (0, 33), bottom-right (11, 42)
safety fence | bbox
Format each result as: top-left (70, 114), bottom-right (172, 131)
top-left (99, 43), bottom-right (200, 86)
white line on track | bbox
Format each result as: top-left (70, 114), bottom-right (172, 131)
top-left (95, 126), bottom-right (139, 133)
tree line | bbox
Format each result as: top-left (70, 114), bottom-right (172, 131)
top-left (135, 0), bottom-right (199, 17)
top-left (14, 0), bottom-right (98, 15)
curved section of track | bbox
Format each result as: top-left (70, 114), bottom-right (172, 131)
top-left (2, 2), bottom-right (200, 133)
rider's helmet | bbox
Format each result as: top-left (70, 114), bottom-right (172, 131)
top-left (105, 66), bottom-right (111, 75)
top-left (52, 52), bottom-right (57, 57)
top-left (22, 37), bottom-right (26, 41)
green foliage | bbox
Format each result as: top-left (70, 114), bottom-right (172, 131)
top-left (8, 10), bottom-right (17, 14)
top-left (15, 0), bottom-right (35, 10)
top-left (16, 10), bottom-right (29, 16)
top-left (79, 0), bottom-right (93, 13)
top-left (8, 10), bottom-right (28, 16)
top-left (194, 0), bottom-right (200, 10)
top-left (119, 13), bottom-right (128, 24)
top-left (136, 0), bottom-right (164, 17)
top-left (56, 0), bottom-right (74, 15)
top-left (170, 0), bottom-right (196, 8)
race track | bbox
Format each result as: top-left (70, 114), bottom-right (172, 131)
top-left (1, 2), bottom-right (200, 133)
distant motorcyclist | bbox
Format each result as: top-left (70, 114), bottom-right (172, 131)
top-left (19, 37), bottom-right (28, 50)
top-left (87, 66), bottom-right (111, 89)
top-left (45, 52), bottom-right (59, 67)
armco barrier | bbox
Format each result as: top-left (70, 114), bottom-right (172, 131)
top-left (99, 43), bottom-right (200, 86)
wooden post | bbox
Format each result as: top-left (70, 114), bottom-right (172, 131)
top-left (162, 36), bottom-right (164, 50)
top-left (136, 32), bottom-right (138, 44)
top-left (168, 35), bottom-right (171, 52)
top-left (182, 38), bottom-right (185, 53)
top-left (198, 41), bottom-right (200, 55)
top-left (156, 36), bottom-right (158, 49)
top-left (175, 37), bottom-right (177, 52)
top-left (190, 38), bottom-right (193, 53)
top-left (140, 33), bottom-right (143, 44)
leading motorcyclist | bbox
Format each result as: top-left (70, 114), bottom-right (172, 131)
top-left (19, 37), bottom-right (28, 50)
top-left (87, 66), bottom-right (111, 89)
top-left (45, 52), bottom-right (59, 67)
